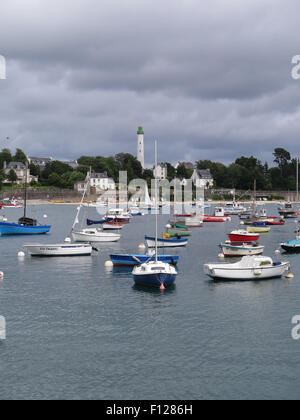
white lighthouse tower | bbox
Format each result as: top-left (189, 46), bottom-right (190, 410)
top-left (137, 126), bottom-right (145, 169)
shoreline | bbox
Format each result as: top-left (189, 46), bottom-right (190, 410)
top-left (22, 199), bottom-right (300, 206)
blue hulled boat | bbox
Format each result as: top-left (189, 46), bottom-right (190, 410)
top-left (110, 254), bottom-right (179, 267)
top-left (0, 219), bottom-right (51, 236)
top-left (133, 261), bottom-right (177, 288)
top-left (132, 140), bottom-right (178, 289)
top-left (0, 173), bottom-right (51, 236)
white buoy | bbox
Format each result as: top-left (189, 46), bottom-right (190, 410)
top-left (240, 221), bottom-right (245, 225)
top-left (165, 224), bottom-right (171, 229)
top-left (218, 253), bottom-right (225, 259)
top-left (286, 272), bottom-right (294, 279)
top-left (105, 260), bottom-right (114, 269)
top-left (3, 217), bottom-right (7, 222)
top-left (43, 214), bottom-right (48, 219)
top-left (139, 243), bottom-right (146, 249)
top-left (18, 251), bottom-right (25, 258)
top-left (0, 272), bottom-right (4, 279)
top-left (275, 249), bottom-right (281, 255)
top-left (64, 237), bottom-right (71, 243)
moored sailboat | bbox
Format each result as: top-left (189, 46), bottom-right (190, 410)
top-left (132, 140), bottom-right (178, 289)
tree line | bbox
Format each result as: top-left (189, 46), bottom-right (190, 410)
top-left (0, 147), bottom-right (297, 191)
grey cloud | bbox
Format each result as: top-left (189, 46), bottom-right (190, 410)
top-left (1, 0), bottom-right (300, 166)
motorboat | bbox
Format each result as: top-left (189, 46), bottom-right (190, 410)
top-left (224, 202), bottom-right (246, 215)
top-left (72, 228), bottom-right (120, 243)
top-left (204, 256), bottom-right (290, 280)
top-left (279, 202), bottom-right (296, 219)
top-left (105, 208), bottom-right (131, 223)
top-left (24, 243), bottom-right (93, 257)
top-left (281, 237), bottom-right (300, 253)
top-left (220, 242), bottom-right (265, 257)
top-left (228, 230), bottom-right (260, 243)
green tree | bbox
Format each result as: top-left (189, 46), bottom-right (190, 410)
top-left (29, 163), bottom-right (40, 177)
top-left (0, 148), bottom-right (12, 169)
top-left (13, 148), bottom-right (28, 164)
top-left (273, 148), bottom-right (291, 175)
top-left (7, 169), bottom-right (18, 184)
top-left (176, 164), bottom-right (190, 180)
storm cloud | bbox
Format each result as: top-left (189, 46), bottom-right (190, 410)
top-left (0, 0), bottom-right (300, 166)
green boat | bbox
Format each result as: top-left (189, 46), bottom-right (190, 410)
top-left (166, 228), bottom-right (191, 237)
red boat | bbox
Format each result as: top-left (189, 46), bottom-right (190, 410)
top-left (174, 214), bottom-right (193, 218)
top-left (203, 217), bottom-right (225, 223)
top-left (267, 220), bottom-right (285, 226)
top-left (228, 230), bottom-right (260, 243)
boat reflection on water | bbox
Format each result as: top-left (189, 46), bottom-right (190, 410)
top-left (132, 283), bottom-right (176, 294)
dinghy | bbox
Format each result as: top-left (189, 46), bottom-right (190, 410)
top-left (204, 256), bottom-right (290, 280)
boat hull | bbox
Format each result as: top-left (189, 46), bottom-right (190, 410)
top-left (145, 236), bottom-right (188, 248)
top-left (24, 244), bottom-right (92, 257)
top-left (72, 230), bottom-right (120, 242)
top-left (220, 243), bottom-right (264, 257)
top-left (0, 222), bottom-right (51, 235)
top-left (228, 233), bottom-right (260, 243)
top-left (166, 228), bottom-right (191, 237)
top-left (247, 226), bottom-right (271, 234)
top-left (110, 254), bottom-right (179, 266)
top-left (204, 262), bottom-right (290, 280)
top-left (133, 273), bottom-right (176, 288)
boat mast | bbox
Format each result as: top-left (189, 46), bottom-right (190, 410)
top-left (72, 170), bottom-right (91, 231)
top-left (23, 162), bottom-right (28, 219)
top-left (252, 179), bottom-right (256, 221)
top-left (155, 139), bottom-right (158, 263)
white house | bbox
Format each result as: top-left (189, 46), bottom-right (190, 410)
top-left (90, 172), bottom-right (116, 191)
top-left (191, 169), bottom-right (214, 189)
top-left (154, 163), bottom-right (168, 180)
top-left (75, 172), bottom-right (116, 193)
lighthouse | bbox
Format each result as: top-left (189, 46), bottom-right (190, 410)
top-left (137, 126), bottom-right (145, 169)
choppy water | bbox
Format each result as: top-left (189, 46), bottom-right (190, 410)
top-left (1, 204), bottom-right (300, 400)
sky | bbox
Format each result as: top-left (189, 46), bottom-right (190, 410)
top-left (0, 0), bottom-right (300, 167)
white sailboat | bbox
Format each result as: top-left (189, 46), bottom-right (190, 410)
top-left (72, 173), bottom-right (121, 243)
top-left (132, 140), bottom-right (177, 289)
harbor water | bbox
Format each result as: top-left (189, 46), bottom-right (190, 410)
top-left (1, 204), bottom-right (300, 400)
